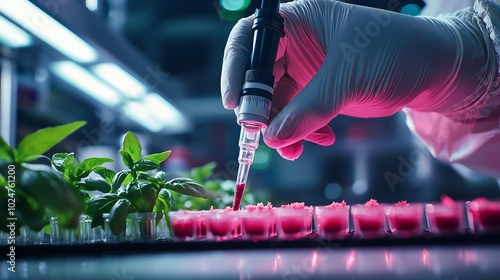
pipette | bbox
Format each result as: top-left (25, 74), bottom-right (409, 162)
top-left (232, 0), bottom-right (284, 211)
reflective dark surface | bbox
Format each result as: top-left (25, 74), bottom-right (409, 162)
top-left (2, 242), bottom-right (500, 280)
top-left (1, 246), bottom-right (499, 280)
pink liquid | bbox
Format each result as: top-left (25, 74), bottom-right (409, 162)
top-left (209, 219), bottom-right (233, 237)
top-left (242, 218), bottom-right (268, 235)
top-left (172, 219), bottom-right (196, 239)
top-left (280, 217), bottom-right (305, 234)
top-left (320, 216), bottom-right (348, 233)
top-left (232, 183), bottom-right (245, 211)
top-left (434, 215), bottom-right (460, 230)
top-left (393, 216), bottom-right (420, 231)
top-left (468, 199), bottom-right (500, 232)
top-left (357, 217), bottom-right (384, 231)
top-left (478, 208), bottom-right (500, 227)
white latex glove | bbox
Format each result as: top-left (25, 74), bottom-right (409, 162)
top-left (221, 0), bottom-right (483, 160)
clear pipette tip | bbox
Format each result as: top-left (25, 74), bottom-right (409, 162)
top-left (232, 123), bottom-right (262, 210)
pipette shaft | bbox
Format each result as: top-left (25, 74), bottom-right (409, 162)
top-left (232, 0), bottom-right (284, 210)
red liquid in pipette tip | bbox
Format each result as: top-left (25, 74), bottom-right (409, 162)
top-left (232, 183), bottom-right (246, 211)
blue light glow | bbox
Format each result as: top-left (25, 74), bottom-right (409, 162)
top-left (0, 0), bottom-right (98, 62)
top-left (52, 61), bottom-right (122, 107)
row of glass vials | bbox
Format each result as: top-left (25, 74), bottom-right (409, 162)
top-left (0, 212), bottom-right (166, 245)
top-left (168, 198), bottom-right (500, 242)
top-left (2, 197), bottom-right (498, 245)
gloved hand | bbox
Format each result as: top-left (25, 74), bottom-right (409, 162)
top-left (221, 0), bottom-right (475, 160)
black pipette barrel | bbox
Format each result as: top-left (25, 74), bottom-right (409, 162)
top-left (237, 0), bottom-right (284, 127)
top-left (249, 0), bottom-right (283, 71)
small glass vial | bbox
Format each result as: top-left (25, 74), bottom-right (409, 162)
top-left (426, 202), bottom-right (465, 235)
top-left (275, 208), bottom-right (312, 240)
top-left (352, 203), bottom-right (387, 239)
top-left (169, 210), bottom-right (199, 241)
top-left (205, 209), bottom-right (238, 241)
top-left (314, 205), bottom-right (350, 240)
top-left (50, 217), bottom-right (76, 244)
top-left (20, 225), bottom-right (46, 244)
top-left (386, 202), bottom-right (424, 237)
top-left (77, 214), bottom-right (93, 243)
top-left (103, 213), bottom-right (125, 243)
top-left (128, 212), bottom-right (157, 242)
top-left (239, 210), bottom-right (272, 242)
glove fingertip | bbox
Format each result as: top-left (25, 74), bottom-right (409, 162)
top-left (221, 91), bottom-right (239, 110)
top-left (277, 142), bottom-right (304, 161)
top-left (305, 126), bottom-right (336, 147)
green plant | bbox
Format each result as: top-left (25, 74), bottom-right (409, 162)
top-left (86, 131), bottom-right (221, 235)
top-left (50, 153), bottom-right (114, 210)
top-left (0, 122), bottom-right (86, 234)
top-left (172, 162), bottom-right (267, 210)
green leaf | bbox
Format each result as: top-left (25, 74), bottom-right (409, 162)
top-left (153, 189), bottom-right (171, 224)
top-left (51, 153), bottom-right (69, 172)
top-left (77, 177), bottom-right (111, 193)
top-left (118, 187), bottom-right (127, 198)
top-left (190, 162), bottom-right (217, 183)
top-left (142, 150), bottom-right (171, 165)
top-left (119, 151), bottom-right (135, 169)
top-left (121, 131), bottom-right (142, 162)
top-left (122, 173), bottom-right (133, 187)
top-left (19, 168), bottom-right (83, 229)
top-left (15, 193), bottom-right (47, 233)
top-left (111, 170), bottom-right (130, 193)
top-left (0, 137), bottom-right (14, 162)
top-left (93, 167), bottom-right (116, 185)
top-left (16, 121), bottom-right (86, 163)
top-left (126, 182), bottom-right (157, 212)
top-left (133, 159), bottom-right (159, 172)
top-left (165, 178), bottom-right (221, 199)
top-left (0, 174), bottom-right (6, 187)
top-left (61, 153), bottom-right (79, 184)
top-left (80, 189), bottom-right (91, 200)
top-left (153, 204), bottom-right (164, 224)
top-left (154, 171), bottom-right (166, 184)
top-left (85, 193), bottom-right (121, 228)
top-left (0, 186), bottom-right (10, 233)
top-left (109, 199), bottom-right (132, 235)
top-left (137, 173), bottom-right (161, 186)
top-left (76, 157), bottom-right (114, 179)
top-left (158, 188), bottom-right (173, 209)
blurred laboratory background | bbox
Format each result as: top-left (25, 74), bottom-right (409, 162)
top-left (1, 0), bottom-right (499, 208)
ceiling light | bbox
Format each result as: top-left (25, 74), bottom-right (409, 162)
top-left (124, 100), bottom-right (164, 132)
top-left (0, 0), bottom-right (98, 62)
top-left (93, 63), bottom-right (147, 99)
top-left (51, 61), bottom-right (122, 107)
top-left (0, 15), bottom-right (31, 48)
top-left (124, 93), bottom-right (188, 132)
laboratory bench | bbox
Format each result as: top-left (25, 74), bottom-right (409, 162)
top-left (1, 233), bottom-right (500, 280)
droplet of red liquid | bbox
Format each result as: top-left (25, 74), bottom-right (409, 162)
top-left (232, 183), bottom-right (245, 211)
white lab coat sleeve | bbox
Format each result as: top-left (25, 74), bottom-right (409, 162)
top-left (421, 0), bottom-right (476, 16)
top-left (405, 0), bottom-right (500, 178)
